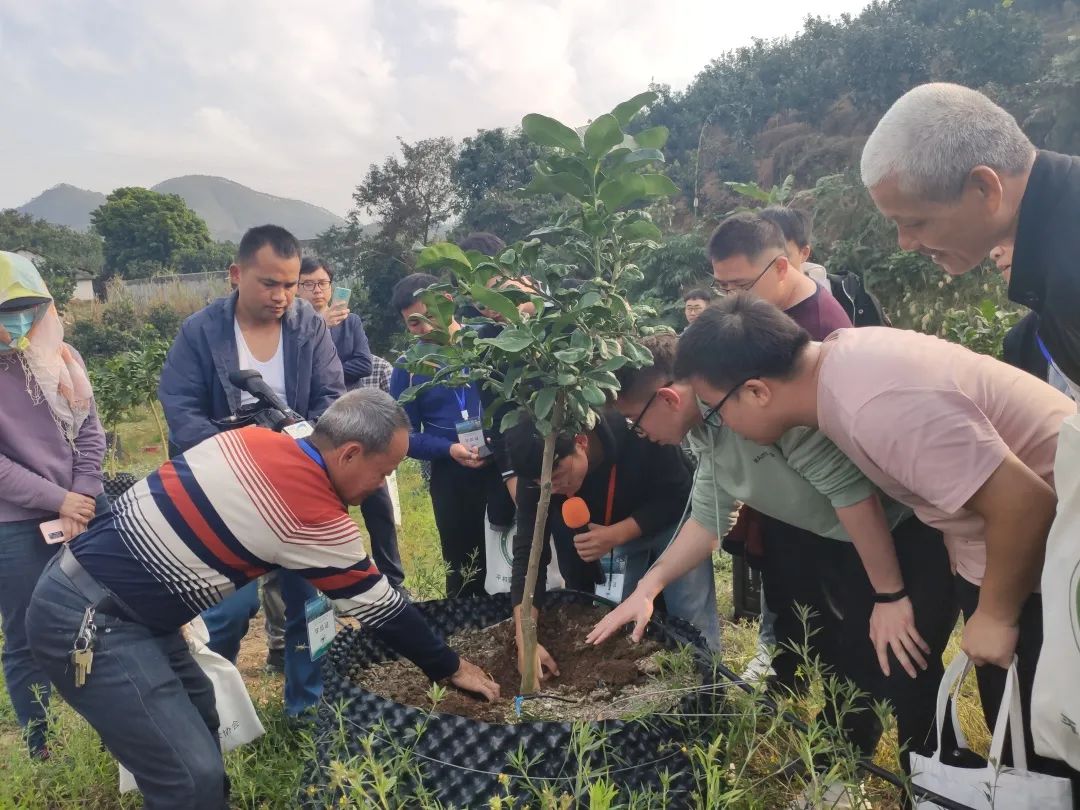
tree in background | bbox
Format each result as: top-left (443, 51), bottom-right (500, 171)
top-left (352, 137), bottom-right (462, 246)
top-left (0, 210), bottom-right (104, 306)
top-left (91, 187), bottom-right (211, 279)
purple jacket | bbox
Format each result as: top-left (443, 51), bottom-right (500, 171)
top-left (0, 347), bottom-right (106, 523)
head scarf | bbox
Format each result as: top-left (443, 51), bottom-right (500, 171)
top-left (0, 251), bottom-right (93, 444)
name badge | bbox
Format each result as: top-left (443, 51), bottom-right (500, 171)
top-left (305, 594), bottom-right (336, 661)
top-left (455, 417), bottom-right (492, 458)
top-left (595, 554), bottom-right (627, 603)
top-left (284, 420), bottom-right (315, 439)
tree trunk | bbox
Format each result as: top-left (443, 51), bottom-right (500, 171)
top-left (518, 405), bottom-right (562, 695)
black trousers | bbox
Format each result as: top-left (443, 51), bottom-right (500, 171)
top-left (360, 482), bottom-right (405, 588)
top-left (428, 458), bottom-right (498, 598)
top-left (954, 575), bottom-right (1080, 794)
top-left (761, 514), bottom-right (957, 765)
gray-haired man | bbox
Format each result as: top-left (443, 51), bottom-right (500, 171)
top-left (26, 389), bottom-right (498, 809)
top-left (861, 81), bottom-right (1080, 398)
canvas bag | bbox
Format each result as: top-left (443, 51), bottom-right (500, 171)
top-left (1033, 412), bottom-right (1080, 767)
top-left (119, 617), bottom-right (265, 794)
top-left (484, 514), bottom-right (565, 595)
top-left (910, 652), bottom-right (1073, 809)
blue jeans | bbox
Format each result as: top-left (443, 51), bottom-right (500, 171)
top-left (201, 569), bottom-right (321, 716)
top-left (0, 494), bottom-right (109, 754)
top-left (26, 555), bottom-right (226, 809)
top-left (619, 524), bottom-right (722, 652)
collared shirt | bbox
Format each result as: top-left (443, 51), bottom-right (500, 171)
top-left (1010, 149), bottom-right (1080, 395)
top-left (357, 355), bottom-right (393, 393)
top-left (69, 427), bottom-right (458, 680)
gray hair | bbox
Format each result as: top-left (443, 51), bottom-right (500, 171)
top-left (861, 83), bottom-right (1035, 201)
top-left (313, 388), bottom-right (410, 453)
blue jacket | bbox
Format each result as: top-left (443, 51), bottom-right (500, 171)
top-left (389, 362), bottom-right (484, 461)
top-left (330, 313), bottom-right (373, 388)
top-left (159, 293), bottom-right (345, 453)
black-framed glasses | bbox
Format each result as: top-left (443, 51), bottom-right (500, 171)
top-left (299, 280), bottom-right (331, 292)
top-left (701, 378), bottom-right (754, 429)
top-left (712, 254), bottom-right (784, 296)
top-left (628, 380), bottom-right (674, 437)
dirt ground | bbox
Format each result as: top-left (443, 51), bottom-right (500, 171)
top-left (349, 603), bottom-right (688, 724)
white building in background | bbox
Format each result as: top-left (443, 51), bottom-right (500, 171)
top-left (12, 248), bottom-right (97, 301)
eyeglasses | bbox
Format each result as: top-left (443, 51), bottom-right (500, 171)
top-left (299, 280), bottom-right (331, 292)
top-left (701, 378), bottom-right (754, 429)
top-left (628, 380), bottom-right (674, 438)
top-left (712, 254), bottom-right (784, 296)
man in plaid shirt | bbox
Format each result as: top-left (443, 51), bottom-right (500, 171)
top-left (357, 354), bottom-right (394, 393)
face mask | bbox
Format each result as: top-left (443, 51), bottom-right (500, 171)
top-left (0, 309), bottom-right (36, 352)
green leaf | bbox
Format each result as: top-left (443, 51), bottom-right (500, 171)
top-left (597, 355), bottom-right (630, 373)
top-left (477, 328), bottom-right (535, 353)
top-left (610, 91), bottom-right (658, 128)
top-left (522, 113), bottom-right (582, 151)
top-left (632, 126), bottom-right (669, 150)
top-left (584, 113), bottom-right (624, 158)
top-left (588, 370), bottom-right (621, 389)
top-left (616, 219), bottom-right (663, 242)
top-left (640, 174), bottom-right (680, 198)
top-left (554, 348), bottom-right (589, 363)
top-left (416, 242), bottom-right (472, 275)
top-left (557, 372), bottom-right (577, 386)
top-left (598, 174), bottom-right (647, 211)
top-left (500, 408), bottom-right (524, 434)
top-left (467, 284), bottom-right (521, 324)
top-left (578, 291), bottom-right (602, 309)
top-left (582, 384), bottom-right (607, 407)
top-left (523, 172), bottom-right (589, 200)
top-left (614, 148), bottom-right (665, 173)
top-left (534, 387), bottom-right (557, 420)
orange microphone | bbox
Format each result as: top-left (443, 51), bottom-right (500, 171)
top-left (561, 497), bottom-right (591, 530)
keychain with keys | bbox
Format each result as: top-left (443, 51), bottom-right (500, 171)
top-left (71, 606), bottom-right (97, 688)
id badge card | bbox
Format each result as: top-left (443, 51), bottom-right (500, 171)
top-left (595, 553), bottom-right (627, 603)
top-left (305, 594), bottom-right (336, 661)
top-left (455, 417), bottom-right (492, 458)
top-left (284, 420), bottom-right (315, 439)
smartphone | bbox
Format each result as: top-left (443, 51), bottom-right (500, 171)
top-left (39, 519), bottom-right (67, 545)
top-left (331, 286), bottom-right (352, 307)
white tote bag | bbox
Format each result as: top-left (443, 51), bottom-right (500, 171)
top-left (1033, 413), bottom-right (1080, 768)
top-left (484, 514), bottom-right (565, 595)
top-left (119, 618), bottom-right (265, 794)
top-left (910, 652), bottom-right (1073, 809)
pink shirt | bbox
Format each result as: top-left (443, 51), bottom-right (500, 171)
top-left (816, 327), bottom-right (1074, 584)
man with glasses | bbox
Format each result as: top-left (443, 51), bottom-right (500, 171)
top-left (709, 213), bottom-right (855, 680)
top-left (590, 333), bottom-right (956, 781)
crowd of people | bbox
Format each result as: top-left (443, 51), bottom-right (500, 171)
top-left (0, 80), bottom-right (1078, 807)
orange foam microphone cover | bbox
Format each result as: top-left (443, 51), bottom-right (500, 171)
top-left (561, 497), bottom-right (591, 530)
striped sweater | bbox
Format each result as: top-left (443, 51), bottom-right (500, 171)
top-left (69, 426), bottom-right (458, 680)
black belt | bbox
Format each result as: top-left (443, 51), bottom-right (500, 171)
top-left (58, 547), bottom-right (137, 622)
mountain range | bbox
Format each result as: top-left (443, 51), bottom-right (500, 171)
top-left (16, 176), bottom-right (346, 243)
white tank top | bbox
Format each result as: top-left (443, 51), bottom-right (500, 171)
top-left (234, 319), bottom-right (286, 406)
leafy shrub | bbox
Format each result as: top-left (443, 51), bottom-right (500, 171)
top-left (940, 299), bottom-right (1022, 359)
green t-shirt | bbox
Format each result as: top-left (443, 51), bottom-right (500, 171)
top-left (688, 424), bottom-right (912, 540)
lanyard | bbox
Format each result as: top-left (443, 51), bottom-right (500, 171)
top-left (603, 465), bottom-right (617, 526)
top-left (297, 438), bottom-right (327, 471)
top-left (454, 387), bottom-right (470, 420)
top-left (1036, 332), bottom-right (1056, 368)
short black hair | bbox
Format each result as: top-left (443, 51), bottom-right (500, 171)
top-left (759, 207), bottom-right (813, 249)
top-left (706, 213), bottom-right (786, 264)
top-left (300, 256), bottom-right (334, 281)
top-left (391, 273), bottom-right (439, 314)
top-left (456, 232), bottom-right (506, 257)
top-left (615, 334), bottom-right (677, 402)
top-left (683, 288), bottom-right (712, 304)
top-left (237, 225), bottom-right (301, 264)
top-left (674, 292), bottom-right (810, 389)
top-left (505, 411), bottom-right (579, 480)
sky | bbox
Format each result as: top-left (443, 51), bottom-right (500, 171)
top-left (0, 0), bottom-right (871, 217)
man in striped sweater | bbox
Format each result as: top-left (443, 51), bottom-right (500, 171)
top-left (25, 389), bottom-right (498, 809)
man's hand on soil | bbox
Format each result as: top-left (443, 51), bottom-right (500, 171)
top-left (586, 589), bottom-right (654, 646)
top-left (448, 658), bottom-right (500, 702)
top-left (516, 641), bottom-right (560, 693)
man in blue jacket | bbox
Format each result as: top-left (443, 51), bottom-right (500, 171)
top-left (158, 225), bottom-right (345, 717)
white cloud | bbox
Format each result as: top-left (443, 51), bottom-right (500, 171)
top-left (0, 0), bottom-right (871, 216)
